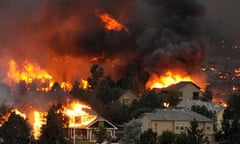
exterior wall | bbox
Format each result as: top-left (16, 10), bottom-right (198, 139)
top-left (203, 122), bottom-right (215, 144)
top-left (216, 109), bottom-right (224, 131)
top-left (140, 118), bottom-right (215, 144)
top-left (174, 121), bottom-right (190, 134)
top-left (179, 84), bottom-right (201, 100)
top-left (139, 116), bottom-right (151, 132)
top-left (151, 121), bottom-right (173, 135)
top-left (118, 90), bottom-right (139, 105)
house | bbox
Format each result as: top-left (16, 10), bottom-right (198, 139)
top-left (139, 108), bottom-right (215, 144)
top-left (67, 116), bottom-right (118, 142)
top-left (160, 81), bottom-right (203, 100)
top-left (177, 100), bottom-right (225, 131)
top-left (118, 89), bottom-right (139, 106)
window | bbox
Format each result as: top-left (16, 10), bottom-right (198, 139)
top-left (178, 91), bottom-right (183, 100)
top-left (193, 92), bottom-right (199, 99)
top-left (176, 126), bottom-right (179, 130)
top-left (206, 126), bottom-right (211, 130)
top-left (122, 97), bottom-right (130, 104)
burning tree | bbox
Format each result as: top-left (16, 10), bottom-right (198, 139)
top-left (0, 112), bottom-right (31, 144)
top-left (38, 104), bottom-right (69, 144)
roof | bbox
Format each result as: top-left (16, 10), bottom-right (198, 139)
top-left (161, 81), bottom-right (200, 91)
top-left (86, 116), bottom-right (118, 130)
top-left (177, 100), bottom-right (225, 113)
top-left (140, 108), bottom-right (212, 122)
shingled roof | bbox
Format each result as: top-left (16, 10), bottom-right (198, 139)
top-left (177, 100), bottom-right (225, 113)
top-left (140, 108), bottom-right (212, 122)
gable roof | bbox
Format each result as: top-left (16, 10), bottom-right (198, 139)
top-left (140, 108), bottom-right (212, 122)
top-left (86, 116), bottom-right (118, 130)
top-left (161, 81), bottom-right (200, 92)
top-left (118, 89), bottom-right (139, 100)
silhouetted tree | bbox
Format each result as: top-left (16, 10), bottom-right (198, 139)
top-left (0, 104), bottom-right (12, 125)
top-left (87, 63), bottom-right (104, 92)
top-left (117, 62), bottom-right (147, 94)
top-left (122, 119), bottom-right (142, 144)
top-left (93, 125), bottom-right (107, 143)
top-left (104, 101), bottom-right (131, 124)
top-left (70, 80), bottom-right (89, 102)
top-left (138, 90), bottom-right (163, 111)
top-left (38, 103), bottom-right (69, 144)
top-left (227, 92), bottom-right (240, 110)
top-left (175, 133), bottom-right (188, 144)
top-left (187, 119), bottom-right (209, 144)
top-left (201, 86), bottom-right (213, 101)
top-left (221, 94), bottom-right (240, 144)
top-left (50, 82), bottom-right (63, 92)
top-left (191, 105), bottom-right (215, 119)
top-left (140, 129), bottom-right (157, 144)
top-left (0, 112), bottom-right (31, 144)
top-left (163, 90), bottom-right (181, 107)
top-left (158, 130), bottom-right (176, 144)
top-left (96, 78), bottom-right (121, 105)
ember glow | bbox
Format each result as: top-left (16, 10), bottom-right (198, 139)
top-left (146, 71), bottom-right (193, 89)
top-left (81, 79), bottom-right (89, 89)
top-left (14, 109), bottom-right (27, 119)
top-left (96, 11), bottom-right (129, 34)
top-left (0, 109), bottom-right (26, 126)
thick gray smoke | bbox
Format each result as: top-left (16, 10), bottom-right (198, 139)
top-left (1, 0), bottom-right (236, 89)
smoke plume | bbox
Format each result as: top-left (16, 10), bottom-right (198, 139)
top-left (0, 0), bottom-right (210, 88)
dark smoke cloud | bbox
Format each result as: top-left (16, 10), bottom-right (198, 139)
top-left (205, 0), bottom-right (240, 42)
top-left (39, 0), bottom-right (208, 75)
top-left (2, 0), bottom-right (235, 85)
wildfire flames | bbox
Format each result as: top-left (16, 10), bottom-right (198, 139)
top-left (64, 102), bottom-right (97, 128)
top-left (96, 10), bottom-right (129, 34)
top-left (33, 111), bottom-right (47, 139)
top-left (0, 109), bottom-right (26, 127)
top-left (4, 59), bottom-right (77, 91)
top-left (32, 101), bottom-right (97, 139)
top-left (146, 71), bottom-right (193, 89)
top-left (6, 59), bottom-right (52, 84)
top-left (81, 79), bottom-right (89, 90)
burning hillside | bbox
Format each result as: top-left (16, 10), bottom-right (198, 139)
top-left (0, 0), bottom-right (212, 138)
top-left (0, 101), bottom-right (97, 140)
top-left (0, 0), bottom-right (208, 86)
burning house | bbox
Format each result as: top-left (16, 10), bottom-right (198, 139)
top-left (0, 0), bottom-right (230, 142)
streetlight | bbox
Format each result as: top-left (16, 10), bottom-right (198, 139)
top-left (67, 110), bottom-right (76, 144)
top-left (73, 114), bottom-right (75, 144)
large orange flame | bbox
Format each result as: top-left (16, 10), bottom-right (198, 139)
top-left (33, 111), bottom-right (47, 139)
top-left (96, 11), bottom-right (129, 34)
top-left (146, 71), bottom-right (192, 89)
top-left (5, 59), bottom-right (72, 91)
top-left (64, 101), bottom-right (97, 128)
top-left (0, 109), bottom-right (26, 127)
top-left (6, 59), bottom-right (52, 84)
top-left (32, 101), bottom-right (97, 140)
top-left (81, 79), bottom-right (89, 89)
